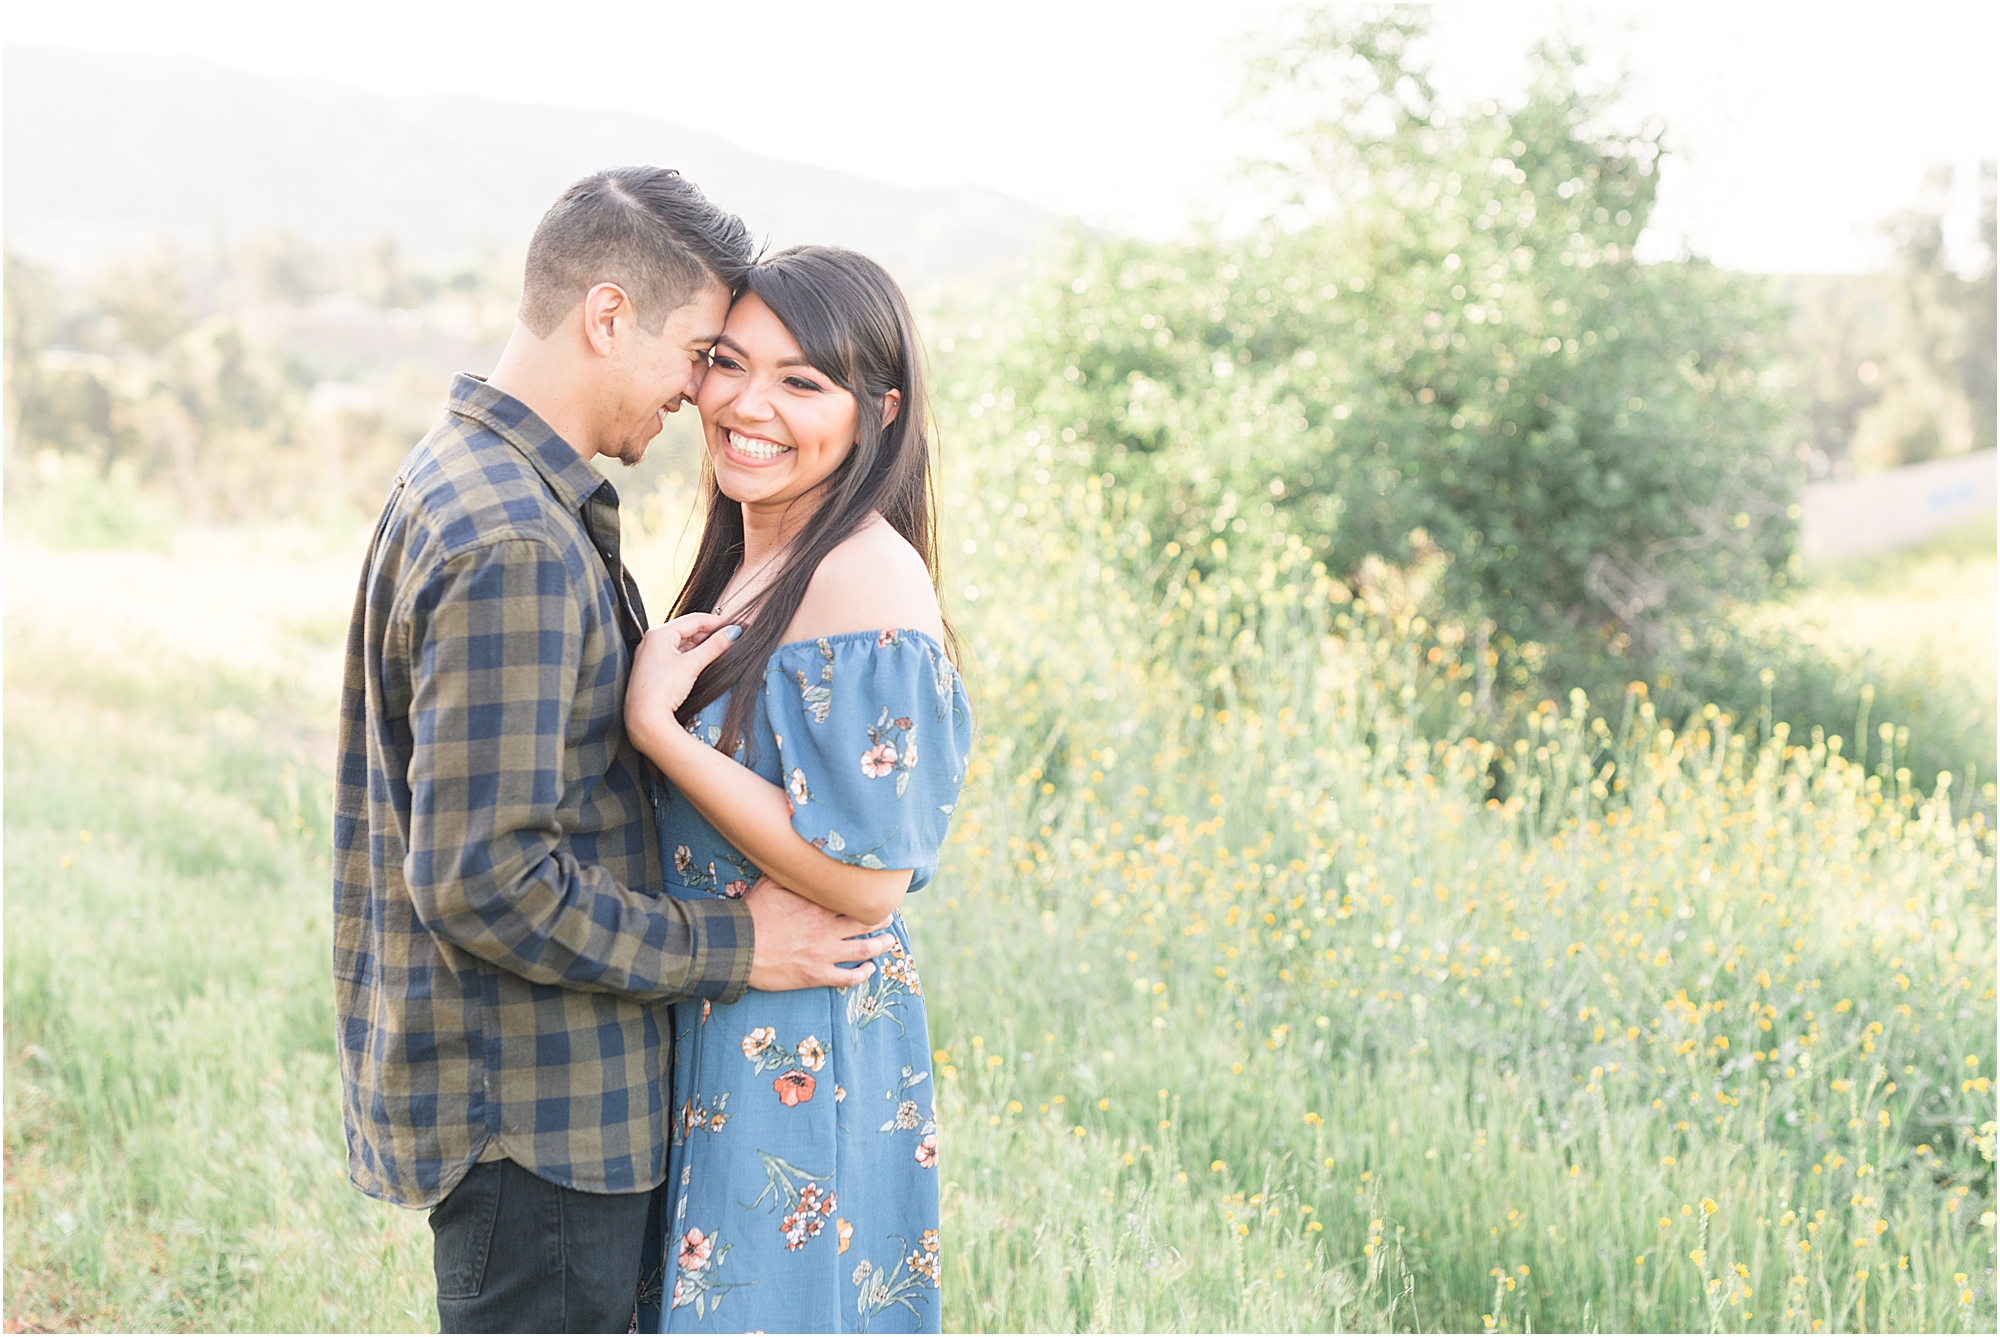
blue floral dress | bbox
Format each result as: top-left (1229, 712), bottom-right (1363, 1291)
top-left (645, 629), bottom-right (972, 1335)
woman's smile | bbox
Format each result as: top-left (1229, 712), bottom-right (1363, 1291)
top-left (723, 429), bottom-right (796, 464)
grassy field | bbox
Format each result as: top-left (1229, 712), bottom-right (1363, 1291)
top-left (4, 513), bottom-right (1994, 1332)
top-left (1727, 516), bottom-right (1999, 795)
top-left (3, 535), bottom-right (433, 1332)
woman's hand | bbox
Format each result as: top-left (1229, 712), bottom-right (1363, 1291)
top-left (624, 612), bottom-right (740, 760)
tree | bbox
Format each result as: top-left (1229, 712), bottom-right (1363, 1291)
top-left (1847, 163), bottom-right (1997, 472)
top-left (96, 249), bottom-right (196, 356)
top-left (967, 7), bottom-right (1796, 694)
top-left (4, 252), bottom-right (133, 472)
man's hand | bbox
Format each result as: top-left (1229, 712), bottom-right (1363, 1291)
top-left (743, 878), bottom-right (896, 991)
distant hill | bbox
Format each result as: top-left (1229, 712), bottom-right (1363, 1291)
top-left (2, 45), bottom-right (1055, 287)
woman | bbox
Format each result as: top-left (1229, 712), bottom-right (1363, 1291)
top-left (624, 246), bottom-right (971, 1334)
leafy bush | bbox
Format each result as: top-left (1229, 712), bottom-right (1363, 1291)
top-left (952, 13), bottom-right (1799, 710)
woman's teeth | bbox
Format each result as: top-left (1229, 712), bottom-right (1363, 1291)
top-left (729, 431), bottom-right (793, 460)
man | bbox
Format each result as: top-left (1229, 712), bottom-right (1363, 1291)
top-left (332, 167), bottom-right (890, 1333)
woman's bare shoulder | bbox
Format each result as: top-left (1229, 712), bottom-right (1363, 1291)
top-left (784, 515), bottom-right (944, 643)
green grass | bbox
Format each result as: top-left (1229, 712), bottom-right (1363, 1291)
top-left (4, 453), bottom-right (180, 551)
top-left (909, 514), bottom-right (1996, 1333)
top-left (1724, 513), bottom-right (1998, 792)
top-left (5, 512), bottom-right (1994, 1332)
top-left (3, 619), bottom-right (432, 1332)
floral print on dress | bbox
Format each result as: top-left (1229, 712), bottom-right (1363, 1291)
top-left (669, 1227), bottom-right (750, 1319)
top-left (860, 707), bottom-right (921, 797)
top-left (792, 637), bottom-right (836, 724)
top-left (876, 1066), bottom-right (936, 1159)
top-left (845, 937), bottom-right (923, 1034)
top-left (850, 1230), bottom-right (941, 1330)
top-left (747, 1152), bottom-right (837, 1251)
top-left (652, 630), bottom-right (972, 1334)
top-left (781, 1181), bottom-right (836, 1251)
top-left (809, 826), bottom-right (896, 870)
top-left (672, 844), bottom-right (701, 883)
top-left (674, 1090), bottom-right (731, 1144)
top-left (741, 1027), bottom-right (830, 1105)
top-left (673, 843), bottom-right (759, 898)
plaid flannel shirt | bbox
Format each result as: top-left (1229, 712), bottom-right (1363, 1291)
top-left (333, 373), bottom-right (754, 1209)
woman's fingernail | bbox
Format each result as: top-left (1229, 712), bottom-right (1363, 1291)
top-left (725, 625), bottom-right (743, 641)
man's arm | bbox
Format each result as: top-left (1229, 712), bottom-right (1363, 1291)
top-left (400, 537), bottom-right (880, 1001)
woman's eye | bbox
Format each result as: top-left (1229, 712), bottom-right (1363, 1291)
top-left (784, 376), bottom-right (824, 392)
top-left (709, 353), bottom-right (744, 371)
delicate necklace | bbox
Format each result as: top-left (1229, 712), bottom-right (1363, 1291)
top-left (712, 547), bottom-right (787, 620)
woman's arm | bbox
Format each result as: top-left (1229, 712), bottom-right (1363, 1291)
top-left (622, 602), bottom-right (912, 923)
top-left (644, 725), bottom-right (911, 923)
top-left (624, 520), bottom-right (941, 923)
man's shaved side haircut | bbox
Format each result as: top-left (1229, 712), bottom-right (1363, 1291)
top-left (519, 167), bottom-right (754, 338)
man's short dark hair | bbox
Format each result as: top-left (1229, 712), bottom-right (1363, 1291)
top-left (519, 167), bottom-right (754, 337)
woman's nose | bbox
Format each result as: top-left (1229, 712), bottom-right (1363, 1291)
top-left (732, 377), bottom-right (778, 420)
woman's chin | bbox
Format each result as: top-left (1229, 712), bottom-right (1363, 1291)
top-left (713, 458), bottom-right (801, 503)
top-left (714, 474), bottom-right (784, 508)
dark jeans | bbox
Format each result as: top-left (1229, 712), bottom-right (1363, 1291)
top-left (429, 1158), bottom-right (662, 1334)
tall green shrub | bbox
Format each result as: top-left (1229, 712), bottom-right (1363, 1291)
top-left (958, 11), bottom-right (1799, 699)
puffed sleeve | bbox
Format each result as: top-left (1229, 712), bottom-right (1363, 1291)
top-left (763, 629), bottom-right (973, 892)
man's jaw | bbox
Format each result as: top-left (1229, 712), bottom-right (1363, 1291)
top-left (614, 406), bottom-right (674, 469)
top-left (623, 393), bottom-right (690, 466)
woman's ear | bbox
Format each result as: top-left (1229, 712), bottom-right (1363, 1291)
top-left (880, 388), bottom-right (902, 429)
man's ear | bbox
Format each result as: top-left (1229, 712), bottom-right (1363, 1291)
top-left (880, 388), bottom-right (903, 430)
top-left (580, 282), bottom-right (633, 357)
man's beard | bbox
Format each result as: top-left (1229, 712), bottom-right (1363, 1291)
top-left (610, 432), bottom-right (654, 468)
top-left (612, 398), bottom-right (677, 466)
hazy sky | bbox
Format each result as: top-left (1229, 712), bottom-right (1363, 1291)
top-left (6, 1), bottom-right (1994, 273)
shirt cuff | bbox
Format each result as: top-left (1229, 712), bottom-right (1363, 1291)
top-left (683, 895), bottom-right (756, 1005)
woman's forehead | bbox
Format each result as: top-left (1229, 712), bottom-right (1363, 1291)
top-left (721, 293), bottom-right (804, 356)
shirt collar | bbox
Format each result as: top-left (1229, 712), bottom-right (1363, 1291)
top-left (445, 372), bottom-right (613, 511)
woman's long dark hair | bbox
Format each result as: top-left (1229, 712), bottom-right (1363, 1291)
top-left (670, 245), bottom-right (957, 755)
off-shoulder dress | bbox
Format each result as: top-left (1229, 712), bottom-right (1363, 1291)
top-left (644, 629), bottom-right (972, 1335)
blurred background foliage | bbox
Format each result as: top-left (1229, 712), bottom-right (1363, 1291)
top-left (3, 237), bottom-right (519, 531)
top-left (2, 8), bottom-right (1994, 784)
top-left (1781, 165), bottom-right (1998, 479)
